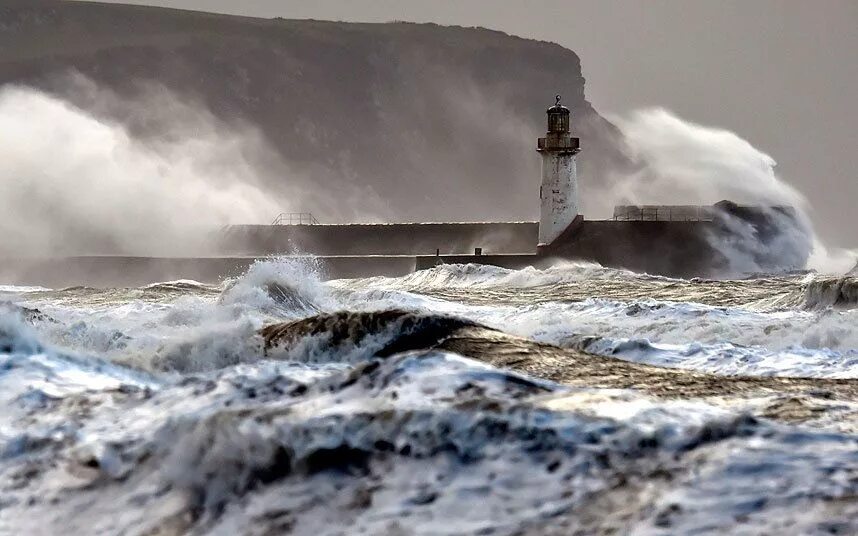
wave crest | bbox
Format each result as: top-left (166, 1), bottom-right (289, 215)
top-left (260, 310), bottom-right (480, 364)
top-left (803, 276), bottom-right (858, 310)
top-left (219, 257), bottom-right (327, 316)
top-left (335, 261), bottom-right (673, 296)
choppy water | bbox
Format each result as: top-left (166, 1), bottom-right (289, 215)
top-left (1, 259), bottom-right (857, 535)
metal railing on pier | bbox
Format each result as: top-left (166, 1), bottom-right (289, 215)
top-left (612, 205), bottom-right (715, 222)
top-left (271, 212), bottom-right (320, 225)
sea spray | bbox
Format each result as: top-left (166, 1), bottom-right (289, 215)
top-left (219, 256), bottom-right (329, 315)
top-left (21, 257), bottom-right (331, 373)
top-left (0, 85), bottom-right (282, 257)
top-left (602, 108), bottom-right (855, 274)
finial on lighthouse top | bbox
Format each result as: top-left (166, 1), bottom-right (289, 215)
top-left (547, 94), bottom-right (569, 113)
top-left (546, 94), bottom-right (570, 133)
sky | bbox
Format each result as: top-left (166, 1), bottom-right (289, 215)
top-left (89, 0), bottom-right (857, 246)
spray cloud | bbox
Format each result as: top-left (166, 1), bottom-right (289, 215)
top-left (0, 84), bottom-right (294, 256)
top-left (593, 108), bottom-right (855, 274)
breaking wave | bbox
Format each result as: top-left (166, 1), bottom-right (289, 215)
top-left (573, 335), bottom-right (858, 379)
top-left (219, 256), bottom-right (327, 314)
top-left (260, 309), bottom-right (479, 364)
top-left (803, 276), bottom-right (858, 310)
top-left (343, 261), bottom-right (664, 291)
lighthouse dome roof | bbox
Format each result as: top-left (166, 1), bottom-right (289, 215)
top-left (547, 94), bottom-right (570, 114)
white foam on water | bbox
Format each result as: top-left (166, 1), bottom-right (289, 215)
top-left (332, 266), bottom-right (858, 378)
top-left (1, 336), bottom-right (855, 534)
top-left (469, 298), bottom-right (858, 378)
top-left (11, 257), bottom-right (335, 373)
top-left (341, 264), bottom-right (858, 381)
top-left (583, 337), bottom-right (858, 378)
top-left (0, 284), bottom-right (52, 294)
top-left (141, 279), bottom-right (210, 289)
top-left (18, 258), bottom-right (856, 379)
top-left (336, 260), bottom-right (659, 291)
top-left (2, 258), bottom-right (858, 534)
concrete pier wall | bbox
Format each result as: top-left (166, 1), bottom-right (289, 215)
top-left (0, 207), bottom-right (798, 287)
top-left (220, 222), bottom-right (538, 256)
top-left (541, 220), bottom-right (727, 278)
top-left (0, 222), bottom-right (728, 287)
top-left (415, 222), bottom-right (727, 278)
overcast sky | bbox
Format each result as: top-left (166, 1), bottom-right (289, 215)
top-left (89, 0), bottom-right (857, 245)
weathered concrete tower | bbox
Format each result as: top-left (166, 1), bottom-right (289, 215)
top-left (537, 95), bottom-right (581, 245)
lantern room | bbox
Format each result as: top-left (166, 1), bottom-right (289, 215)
top-left (546, 94), bottom-right (570, 133)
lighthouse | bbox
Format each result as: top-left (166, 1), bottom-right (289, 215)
top-left (537, 95), bottom-right (581, 245)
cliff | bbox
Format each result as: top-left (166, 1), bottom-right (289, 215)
top-left (0, 0), bottom-right (627, 223)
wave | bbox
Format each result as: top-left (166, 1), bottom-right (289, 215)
top-left (0, 284), bottom-right (52, 293)
top-left (411, 296), bottom-right (858, 364)
top-left (572, 335), bottom-right (858, 379)
top-left (335, 262), bottom-right (816, 313)
top-left (140, 279), bottom-right (218, 295)
top-left (0, 300), bottom-right (56, 324)
top-left (219, 257), bottom-right (327, 316)
top-left (0, 315), bottom-right (157, 407)
top-left (340, 261), bottom-right (666, 292)
top-left (23, 258), bottom-right (331, 372)
top-left (147, 389), bottom-right (752, 532)
top-left (803, 276), bottom-right (858, 310)
top-left (3, 254), bottom-right (858, 534)
top-left (4, 345), bottom-right (856, 535)
top-left (11, 256), bottom-right (858, 383)
top-left (0, 314), bottom-right (44, 356)
top-left (142, 279), bottom-right (210, 289)
top-left (260, 309), bottom-right (479, 364)
top-left (253, 309), bottom-right (858, 410)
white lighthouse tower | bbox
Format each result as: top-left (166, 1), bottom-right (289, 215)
top-left (537, 95), bottom-right (581, 245)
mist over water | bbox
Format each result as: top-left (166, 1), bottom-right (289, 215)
top-left (0, 85), bottom-right (289, 256)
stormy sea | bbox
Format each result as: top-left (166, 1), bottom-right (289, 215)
top-left (1, 258), bottom-right (857, 535)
